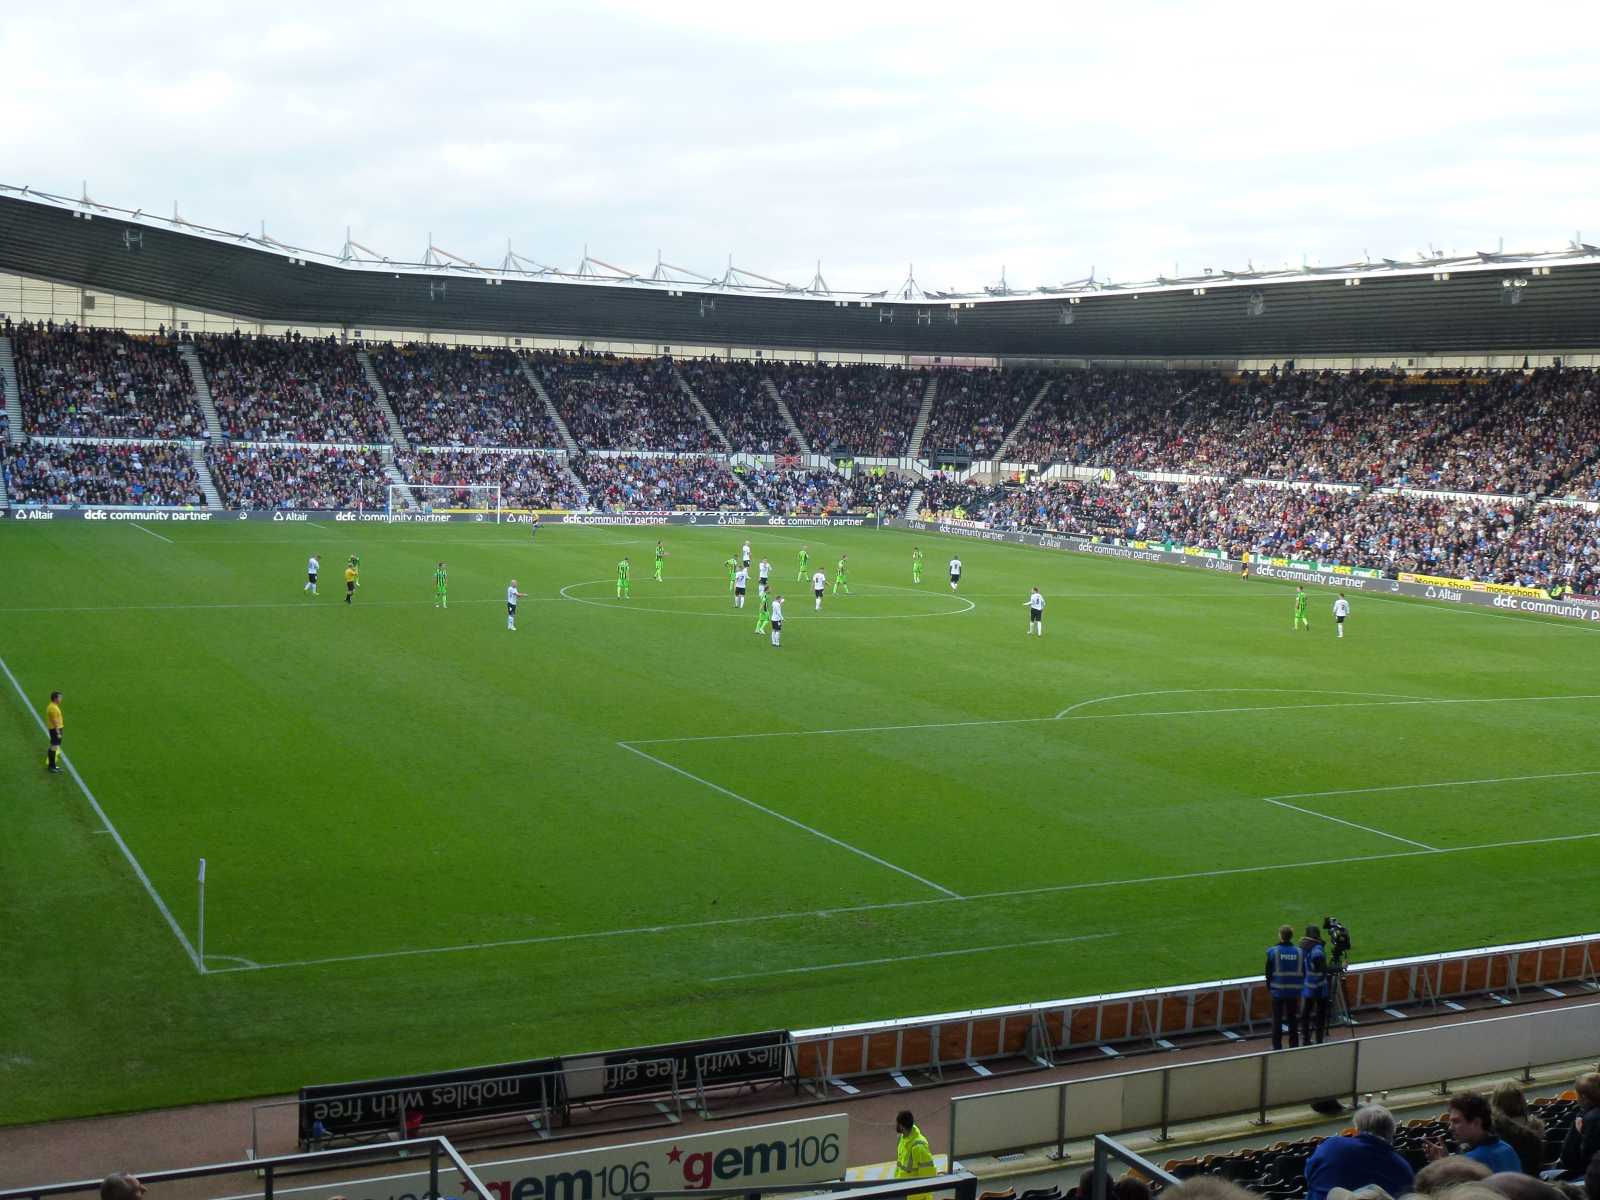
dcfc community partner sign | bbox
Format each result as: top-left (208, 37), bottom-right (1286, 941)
top-left (234, 1115), bottom-right (848, 1200)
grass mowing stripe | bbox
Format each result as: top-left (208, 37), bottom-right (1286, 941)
top-left (1265, 799), bottom-right (1437, 850)
top-left (705, 931), bottom-right (1119, 981)
top-left (0, 653), bottom-right (202, 973)
top-left (616, 741), bottom-right (963, 898)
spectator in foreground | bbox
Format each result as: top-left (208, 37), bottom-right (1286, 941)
top-left (1164, 1180), bottom-right (1255, 1200)
top-left (1304, 1103), bottom-right (1416, 1200)
top-left (1489, 1082), bottom-right (1546, 1176)
top-left (1426, 1092), bottom-right (1523, 1173)
top-left (1558, 1073), bottom-right (1600, 1176)
top-left (1483, 1173), bottom-right (1566, 1200)
top-left (1414, 1156), bottom-right (1492, 1194)
top-left (101, 1176), bottom-right (146, 1200)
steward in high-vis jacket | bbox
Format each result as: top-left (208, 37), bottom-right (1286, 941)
top-left (894, 1110), bottom-right (938, 1200)
top-left (1300, 926), bottom-right (1331, 1045)
top-left (1265, 924), bottom-right (1305, 1050)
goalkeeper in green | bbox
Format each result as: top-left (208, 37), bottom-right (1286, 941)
top-left (832, 555), bottom-right (851, 595)
top-left (433, 561), bottom-right (448, 609)
top-left (617, 557), bottom-right (631, 599)
top-left (725, 555), bottom-right (739, 591)
top-left (1293, 586), bottom-right (1309, 631)
top-left (912, 546), bottom-right (923, 583)
top-left (653, 540), bottom-right (667, 582)
top-left (755, 589), bottom-right (773, 634)
top-left (797, 545), bottom-right (810, 581)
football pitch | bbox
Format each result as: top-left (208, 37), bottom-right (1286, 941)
top-left (4, 518), bottom-right (1599, 1125)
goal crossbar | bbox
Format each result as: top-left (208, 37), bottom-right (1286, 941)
top-left (387, 483), bottom-right (503, 522)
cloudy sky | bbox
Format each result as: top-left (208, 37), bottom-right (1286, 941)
top-left (6, 0), bottom-right (1596, 294)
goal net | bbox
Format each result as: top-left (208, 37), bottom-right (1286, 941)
top-left (387, 483), bottom-right (503, 522)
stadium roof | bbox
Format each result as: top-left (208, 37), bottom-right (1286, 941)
top-left (3, 183), bottom-right (1599, 359)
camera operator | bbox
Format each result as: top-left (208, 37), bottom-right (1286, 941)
top-left (1301, 924), bottom-right (1330, 1045)
top-left (1265, 924), bottom-right (1305, 1049)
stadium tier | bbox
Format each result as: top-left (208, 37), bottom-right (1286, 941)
top-left (14, 325), bottom-right (202, 438)
top-left (370, 343), bottom-right (564, 448)
top-left (197, 332), bottom-right (390, 443)
top-left (396, 447), bottom-right (587, 509)
top-left (773, 362), bottom-right (928, 456)
top-left (4, 440), bottom-right (204, 506)
top-left (570, 452), bottom-right (747, 510)
top-left (678, 357), bottom-right (802, 454)
top-left (206, 444), bottom-right (390, 510)
top-left (532, 350), bottom-right (722, 451)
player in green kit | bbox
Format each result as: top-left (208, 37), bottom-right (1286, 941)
top-left (755, 589), bottom-right (772, 634)
top-left (725, 555), bottom-right (739, 591)
top-left (617, 557), bottom-right (631, 599)
top-left (832, 554), bottom-right (850, 595)
top-left (912, 546), bottom-right (923, 583)
top-left (1293, 586), bottom-right (1309, 631)
top-left (797, 545), bottom-right (810, 581)
top-left (433, 561), bottom-right (448, 609)
top-left (653, 540), bottom-right (667, 582)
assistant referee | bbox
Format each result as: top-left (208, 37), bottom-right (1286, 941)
top-left (45, 690), bottom-right (64, 774)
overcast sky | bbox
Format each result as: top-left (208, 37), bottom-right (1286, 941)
top-left (7, 0), bottom-right (1597, 294)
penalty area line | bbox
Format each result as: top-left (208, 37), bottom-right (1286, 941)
top-left (0, 653), bottom-right (204, 974)
top-left (617, 741), bottom-right (962, 898)
top-left (706, 931), bottom-right (1117, 982)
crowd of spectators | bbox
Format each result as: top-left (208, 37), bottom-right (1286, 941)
top-left (771, 363), bottom-right (927, 456)
top-left (398, 449), bottom-right (586, 510)
top-left (571, 454), bottom-right (746, 510)
top-left (679, 359), bottom-right (801, 454)
top-left (14, 323), bottom-right (203, 439)
top-left (531, 352), bottom-right (719, 452)
top-left (921, 369), bottom-right (1050, 458)
top-left (207, 445), bottom-right (389, 510)
top-left (370, 344), bottom-right (561, 448)
top-left (5, 441), bottom-right (205, 506)
top-left (739, 467), bottom-right (915, 515)
top-left (198, 333), bottom-right (389, 443)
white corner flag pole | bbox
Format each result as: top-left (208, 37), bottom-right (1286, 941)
top-left (197, 857), bottom-right (207, 973)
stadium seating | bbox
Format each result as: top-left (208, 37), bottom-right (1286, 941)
top-left (398, 448), bottom-right (586, 510)
top-left (370, 344), bottom-right (563, 448)
top-left (532, 352), bottom-right (720, 451)
top-left (771, 362), bottom-right (927, 456)
top-left (921, 368), bottom-right (1049, 458)
top-left (14, 324), bottom-right (203, 439)
top-left (679, 359), bottom-right (801, 454)
top-left (4, 440), bottom-right (205, 506)
top-left (198, 333), bottom-right (389, 444)
top-left (206, 445), bottom-right (390, 510)
top-left (571, 454), bottom-right (746, 510)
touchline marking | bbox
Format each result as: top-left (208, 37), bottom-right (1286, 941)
top-left (0, 598), bottom-right (557, 615)
top-left (0, 654), bottom-right (203, 974)
top-left (1054, 687), bottom-right (1435, 719)
top-left (1268, 769), bottom-right (1600, 803)
top-left (616, 741), bottom-right (962, 899)
top-left (129, 522), bottom-right (175, 544)
top-left (706, 931), bottom-right (1117, 982)
top-left (627, 692), bottom-right (1600, 746)
top-left (1361, 592), bottom-right (1600, 634)
top-left (203, 827), bottom-right (1600, 975)
top-left (1266, 800), bottom-right (1436, 850)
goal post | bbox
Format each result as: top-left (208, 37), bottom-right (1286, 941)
top-left (387, 483), bottom-right (503, 522)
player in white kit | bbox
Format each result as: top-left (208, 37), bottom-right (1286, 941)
top-left (812, 569), bottom-right (827, 610)
top-left (949, 556), bottom-right (963, 592)
top-left (1333, 593), bottom-right (1350, 638)
top-left (733, 566), bottom-right (749, 608)
top-left (506, 580), bottom-right (527, 631)
top-left (769, 596), bottom-right (784, 647)
top-left (1026, 587), bottom-right (1045, 635)
top-left (305, 555), bottom-right (320, 595)
top-left (757, 558), bottom-right (771, 595)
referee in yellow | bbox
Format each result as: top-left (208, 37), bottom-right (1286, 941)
top-left (45, 690), bottom-right (64, 774)
top-left (894, 1110), bottom-right (937, 1200)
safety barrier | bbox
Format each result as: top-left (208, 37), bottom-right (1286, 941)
top-left (947, 998), bottom-right (1600, 1159)
top-left (793, 932), bottom-right (1600, 1085)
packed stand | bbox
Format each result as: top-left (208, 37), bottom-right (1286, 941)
top-left (920, 472), bottom-right (1004, 517)
top-left (739, 467), bottom-right (914, 515)
top-left (5, 441), bottom-right (205, 506)
top-left (369, 344), bottom-right (562, 448)
top-left (572, 455), bottom-right (745, 511)
top-left (198, 333), bottom-right (390, 443)
top-left (772, 364), bottom-right (927, 456)
top-left (14, 323), bottom-right (203, 439)
top-left (207, 445), bottom-right (389, 510)
top-left (679, 359), bottom-right (800, 454)
top-left (398, 449), bottom-right (586, 510)
top-left (921, 369), bottom-right (1049, 458)
top-left (531, 353), bottom-right (718, 452)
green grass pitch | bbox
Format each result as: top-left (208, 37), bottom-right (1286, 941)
top-left (3, 518), bottom-right (1599, 1124)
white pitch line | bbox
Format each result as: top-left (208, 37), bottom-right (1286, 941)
top-left (203, 827), bottom-right (1600, 975)
top-left (706, 931), bottom-right (1117, 982)
top-left (1054, 687), bottom-right (1435, 719)
top-left (1266, 800), bottom-right (1436, 850)
top-left (129, 522), bottom-right (175, 543)
top-left (617, 741), bottom-right (962, 898)
top-left (0, 654), bottom-right (203, 974)
top-left (0, 598), bottom-right (556, 615)
top-left (1360, 592), bottom-right (1600, 634)
top-left (1268, 769), bottom-right (1600, 803)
